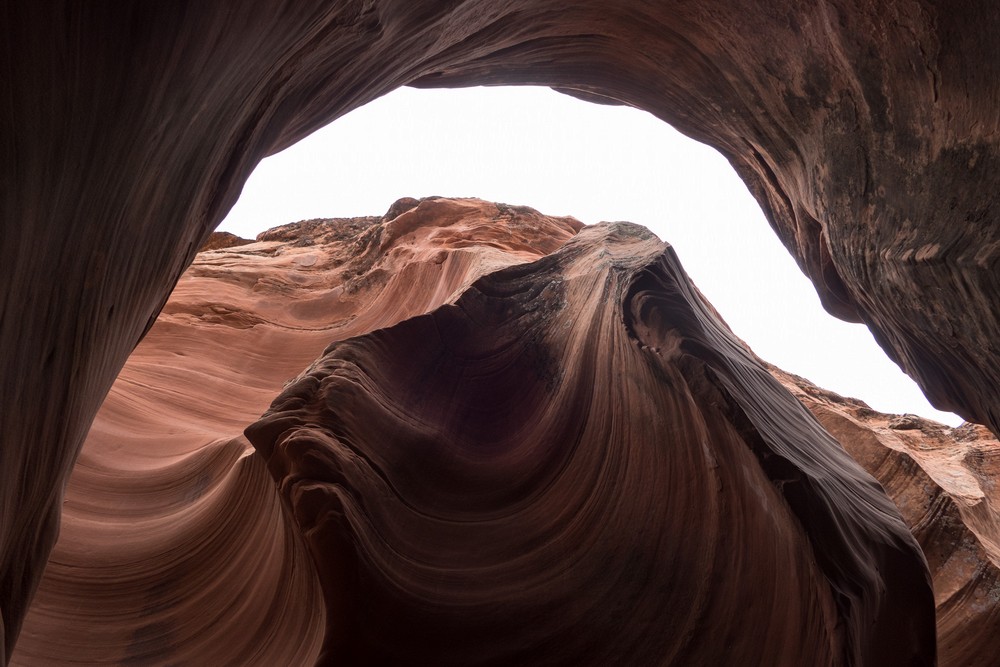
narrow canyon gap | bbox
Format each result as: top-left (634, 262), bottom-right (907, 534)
top-left (3, 1), bottom-right (999, 662)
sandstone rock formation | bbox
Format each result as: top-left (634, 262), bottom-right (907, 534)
top-left (11, 198), bottom-right (581, 665)
top-left (777, 373), bottom-right (1000, 667)
top-left (7, 198), bottom-right (934, 665)
top-left (4, 2), bottom-right (1000, 660)
top-left (12, 198), bottom-right (1000, 664)
top-left (246, 219), bottom-right (934, 665)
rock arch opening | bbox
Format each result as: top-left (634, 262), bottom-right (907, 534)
top-left (4, 3), bottom-right (999, 664)
top-left (220, 84), bottom-right (960, 425)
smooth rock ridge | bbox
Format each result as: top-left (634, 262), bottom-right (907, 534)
top-left (247, 221), bottom-right (934, 665)
top-left (5, 5), bottom-right (1000, 658)
top-left (10, 198), bottom-right (580, 666)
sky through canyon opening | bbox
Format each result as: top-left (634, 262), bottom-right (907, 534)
top-left (218, 85), bottom-right (961, 426)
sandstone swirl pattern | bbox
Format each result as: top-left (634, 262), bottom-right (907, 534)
top-left (778, 375), bottom-right (1000, 667)
top-left (6, 5), bottom-right (1000, 658)
top-left (246, 221), bottom-right (932, 665)
top-left (17, 198), bottom-right (1000, 665)
top-left (10, 198), bottom-right (580, 665)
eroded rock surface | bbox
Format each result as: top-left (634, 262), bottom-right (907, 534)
top-left (11, 198), bottom-right (580, 665)
top-left (4, 3), bottom-right (1000, 656)
top-left (246, 221), bottom-right (933, 665)
top-left (778, 373), bottom-right (1000, 667)
top-left (17, 198), bottom-right (1000, 664)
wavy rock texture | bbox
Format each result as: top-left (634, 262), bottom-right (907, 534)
top-left (246, 221), bottom-right (934, 665)
top-left (777, 373), bottom-right (1000, 667)
top-left (10, 199), bottom-right (580, 666)
top-left (15, 198), bottom-right (1000, 664)
top-left (4, 2), bottom-right (1000, 655)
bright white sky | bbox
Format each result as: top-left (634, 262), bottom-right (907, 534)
top-left (220, 86), bottom-right (960, 425)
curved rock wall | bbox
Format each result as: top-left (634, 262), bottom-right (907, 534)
top-left (779, 374), bottom-right (1000, 667)
top-left (10, 198), bottom-right (580, 665)
top-left (13, 199), bottom-right (1000, 664)
top-left (246, 221), bottom-right (933, 665)
top-left (4, 1), bottom-right (999, 659)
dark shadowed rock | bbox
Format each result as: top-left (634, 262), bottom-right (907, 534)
top-left (246, 221), bottom-right (934, 665)
top-left (10, 198), bottom-right (580, 666)
top-left (4, 2), bottom-right (1000, 660)
top-left (16, 198), bottom-right (1000, 665)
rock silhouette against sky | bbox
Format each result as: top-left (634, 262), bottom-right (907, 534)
top-left (4, 2), bottom-right (1000, 663)
top-left (10, 199), bottom-right (999, 665)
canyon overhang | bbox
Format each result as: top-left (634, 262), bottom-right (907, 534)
top-left (3, 1), bottom-right (998, 662)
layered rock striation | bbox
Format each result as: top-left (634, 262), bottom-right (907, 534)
top-left (778, 374), bottom-right (1000, 667)
top-left (11, 198), bottom-right (580, 665)
top-left (14, 198), bottom-right (1000, 664)
top-left (4, 3), bottom-right (1000, 656)
top-left (246, 219), bottom-right (935, 665)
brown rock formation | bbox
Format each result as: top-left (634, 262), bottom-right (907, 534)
top-left (777, 373), bottom-right (1000, 667)
top-left (11, 198), bottom-right (580, 665)
top-left (199, 231), bottom-right (254, 252)
top-left (13, 198), bottom-right (1000, 664)
top-left (246, 221), bottom-right (933, 665)
top-left (4, 1), bottom-right (1000, 659)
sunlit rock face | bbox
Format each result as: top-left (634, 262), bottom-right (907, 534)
top-left (4, 2), bottom-right (999, 657)
top-left (246, 219), bottom-right (933, 665)
top-left (10, 199), bottom-right (580, 665)
top-left (779, 373), bottom-right (1000, 667)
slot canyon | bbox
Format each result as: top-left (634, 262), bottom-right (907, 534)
top-left (3, 2), bottom-right (999, 664)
